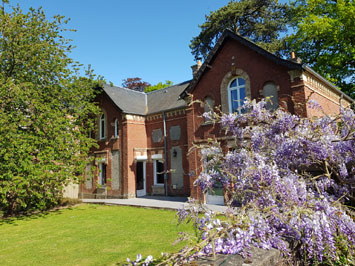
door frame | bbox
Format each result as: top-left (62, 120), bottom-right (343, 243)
top-left (136, 160), bottom-right (146, 197)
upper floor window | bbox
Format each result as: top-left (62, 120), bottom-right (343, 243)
top-left (228, 77), bottom-right (246, 113)
top-left (99, 113), bottom-right (106, 140)
top-left (114, 118), bottom-right (119, 138)
top-left (263, 82), bottom-right (278, 110)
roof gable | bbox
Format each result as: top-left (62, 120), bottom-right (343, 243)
top-left (180, 30), bottom-right (302, 99)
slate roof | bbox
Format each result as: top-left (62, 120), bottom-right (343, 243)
top-left (102, 84), bottom-right (147, 115)
top-left (101, 81), bottom-right (190, 116)
top-left (146, 80), bottom-right (190, 115)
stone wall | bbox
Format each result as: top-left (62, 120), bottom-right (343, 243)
top-left (192, 247), bottom-right (283, 266)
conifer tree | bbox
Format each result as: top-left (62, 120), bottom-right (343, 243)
top-left (190, 0), bottom-right (289, 60)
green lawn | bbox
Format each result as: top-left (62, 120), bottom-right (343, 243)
top-left (0, 204), bottom-right (194, 266)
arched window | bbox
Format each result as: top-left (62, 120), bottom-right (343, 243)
top-left (228, 77), bottom-right (246, 113)
top-left (114, 118), bottom-right (119, 138)
top-left (203, 96), bottom-right (214, 122)
top-left (99, 113), bottom-right (106, 140)
top-left (263, 82), bottom-right (278, 110)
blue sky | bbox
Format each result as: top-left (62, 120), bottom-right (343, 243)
top-left (11, 0), bottom-right (235, 86)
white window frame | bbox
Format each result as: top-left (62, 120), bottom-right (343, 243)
top-left (136, 160), bottom-right (146, 197)
top-left (228, 77), bottom-right (246, 114)
top-left (153, 159), bottom-right (164, 186)
top-left (114, 118), bottom-right (119, 138)
top-left (99, 113), bottom-right (106, 140)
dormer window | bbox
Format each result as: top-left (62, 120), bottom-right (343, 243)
top-left (99, 113), bottom-right (106, 140)
top-left (228, 77), bottom-right (246, 113)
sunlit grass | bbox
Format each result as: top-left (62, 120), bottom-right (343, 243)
top-left (0, 204), bottom-right (194, 266)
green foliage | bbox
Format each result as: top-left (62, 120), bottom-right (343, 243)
top-left (0, 3), bottom-right (101, 215)
top-left (190, 0), bottom-right (289, 60)
top-left (144, 80), bottom-right (174, 93)
top-left (287, 0), bottom-right (355, 98)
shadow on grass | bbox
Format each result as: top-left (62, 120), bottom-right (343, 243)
top-left (0, 204), bottom-right (83, 226)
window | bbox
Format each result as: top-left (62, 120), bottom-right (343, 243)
top-left (228, 77), bottom-right (246, 113)
top-left (114, 118), bottom-right (119, 138)
top-left (263, 82), bottom-right (279, 110)
top-left (204, 96), bottom-right (214, 122)
top-left (154, 160), bottom-right (164, 185)
top-left (99, 113), bottom-right (106, 140)
top-left (98, 163), bottom-right (107, 186)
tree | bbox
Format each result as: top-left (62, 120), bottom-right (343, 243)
top-left (121, 77), bottom-right (151, 92)
top-left (144, 80), bottom-right (173, 93)
top-left (0, 2), bottom-right (101, 215)
top-left (190, 0), bottom-right (289, 60)
top-left (287, 0), bottom-right (355, 98)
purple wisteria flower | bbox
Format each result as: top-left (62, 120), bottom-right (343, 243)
top-left (190, 99), bottom-right (355, 264)
top-left (128, 99), bottom-right (355, 265)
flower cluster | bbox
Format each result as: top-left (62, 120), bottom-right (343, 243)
top-left (192, 99), bottom-right (355, 264)
top-left (126, 254), bottom-right (153, 266)
top-left (126, 99), bottom-right (355, 265)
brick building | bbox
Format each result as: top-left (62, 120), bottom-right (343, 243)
top-left (79, 30), bottom-right (353, 204)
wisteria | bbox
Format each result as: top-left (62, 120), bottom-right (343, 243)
top-left (126, 98), bottom-right (355, 265)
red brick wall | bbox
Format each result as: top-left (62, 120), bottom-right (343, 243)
top-left (145, 110), bottom-right (190, 196)
top-left (122, 115), bottom-right (147, 198)
top-left (303, 73), bottom-right (351, 117)
top-left (80, 92), bottom-right (123, 198)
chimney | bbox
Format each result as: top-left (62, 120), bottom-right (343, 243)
top-left (291, 51), bottom-right (296, 60)
top-left (191, 60), bottom-right (202, 77)
top-left (291, 52), bottom-right (302, 64)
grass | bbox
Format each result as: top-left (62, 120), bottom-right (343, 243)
top-left (0, 204), bottom-right (195, 266)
